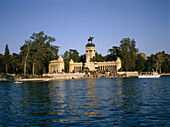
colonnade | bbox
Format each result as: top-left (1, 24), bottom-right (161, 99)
top-left (74, 66), bottom-right (82, 72)
top-left (98, 65), bottom-right (117, 71)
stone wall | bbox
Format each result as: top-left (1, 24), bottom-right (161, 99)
top-left (117, 71), bottom-right (138, 77)
top-left (44, 73), bottom-right (85, 80)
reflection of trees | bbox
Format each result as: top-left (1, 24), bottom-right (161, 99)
top-left (0, 83), bottom-right (24, 125)
top-left (22, 81), bottom-right (51, 125)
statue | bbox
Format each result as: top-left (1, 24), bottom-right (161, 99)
top-left (88, 36), bottom-right (94, 43)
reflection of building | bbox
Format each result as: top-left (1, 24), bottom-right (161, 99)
top-left (49, 41), bottom-right (121, 73)
top-left (49, 56), bottom-right (64, 73)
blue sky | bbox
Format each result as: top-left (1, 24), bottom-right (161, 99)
top-left (0, 0), bottom-right (169, 56)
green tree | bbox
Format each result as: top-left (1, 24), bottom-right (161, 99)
top-left (63, 49), bottom-right (80, 72)
top-left (80, 54), bottom-right (86, 63)
top-left (10, 53), bottom-right (22, 74)
top-left (105, 46), bottom-right (121, 61)
top-left (135, 54), bottom-right (145, 72)
top-left (145, 54), bottom-right (155, 72)
top-left (120, 38), bottom-right (138, 71)
top-left (0, 54), bottom-right (5, 73)
top-left (161, 53), bottom-right (170, 73)
top-left (30, 31), bottom-right (58, 75)
top-left (155, 51), bottom-right (166, 73)
top-left (95, 52), bottom-right (104, 62)
top-left (4, 44), bottom-right (10, 74)
top-left (20, 31), bottom-right (59, 75)
top-left (20, 40), bottom-right (31, 76)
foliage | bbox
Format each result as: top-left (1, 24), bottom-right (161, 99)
top-left (10, 53), bottom-right (23, 74)
top-left (0, 54), bottom-right (5, 73)
top-left (1, 35), bottom-right (170, 75)
top-left (95, 52), bottom-right (104, 62)
top-left (4, 44), bottom-right (10, 74)
top-left (135, 54), bottom-right (145, 72)
top-left (63, 49), bottom-right (80, 72)
top-left (107, 46), bottom-right (121, 61)
top-left (119, 38), bottom-right (138, 71)
top-left (80, 54), bottom-right (86, 63)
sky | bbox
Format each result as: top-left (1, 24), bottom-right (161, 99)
top-left (0, 0), bottom-right (169, 56)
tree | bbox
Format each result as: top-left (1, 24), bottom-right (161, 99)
top-left (155, 51), bottom-right (166, 73)
top-left (10, 53), bottom-right (22, 74)
top-left (20, 31), bottom-right (59, 75)
top-left (106, 46), bottom-right (121, 61)
top-left (20, 40), bottom-right (31, 76)
top-left (95, 52), bottom-right (104, 62)
top-left (80, 54), bottom-right (86, 63)
top-left (4, 44), bottom-right (10, 74)
top-left (0, 54), bottom-right (5, 73)
top-left (30, 31), bottom-right (58, 75)
top-left (135, 54), bottom-right (145, 72)
top-left (161, 53), bottom-right (170, 73)
top-left (119, 38), bottom-right (138, 71)
top-left (63, 49), bottom-right (80, 72)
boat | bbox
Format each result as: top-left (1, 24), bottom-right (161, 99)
top-left (14, 81), bottom-right (23, 84)
top-left (43, 78), bottom-right (51, 82)
top-left (138, 71), bottom-right (160, 78)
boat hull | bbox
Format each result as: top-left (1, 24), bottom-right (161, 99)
top-left (14, 82), bottom-right (23, 84)
top-left (138, 75), bottom-right (160, 78)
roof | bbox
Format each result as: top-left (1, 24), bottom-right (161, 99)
top-left (86, 43), bottom-right (95, 47)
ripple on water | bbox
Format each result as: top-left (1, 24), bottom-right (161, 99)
top-left (0, 77), bottom-right (170, 126)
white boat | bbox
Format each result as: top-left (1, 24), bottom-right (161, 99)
top-left (43, 78), bottom-right (51, 82)
top-left (138, 71), bottom-right (160, 78)
top-left (14, 81), bottom-right (23, 84)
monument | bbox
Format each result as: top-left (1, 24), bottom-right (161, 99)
top-left (49, 37), bottom-right (121, 73)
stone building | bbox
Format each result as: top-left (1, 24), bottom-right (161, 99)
top-left (69, 59), bottom-right (83, 73)
top-left (49, 56), bottom-right (64, 73)
top-left (83, 42), bottom-right (121, 72)
top-left (49, 41), bottom-right (121, 73)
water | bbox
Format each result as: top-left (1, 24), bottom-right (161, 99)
top-left (0, 77), bottom-right (170, 126)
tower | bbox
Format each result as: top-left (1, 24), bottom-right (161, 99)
top-left (84, 42), bottom-right (97, 71)
top-left (85, 42), bottom-right (96, 62)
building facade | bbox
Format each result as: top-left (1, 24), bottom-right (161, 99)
top-left (49, 42), bottom-right (121, 73)
top-left (49, 56), bottom-right (64, 73)
top-left (84, 42), bottom-right (121, 72)
top-left (69, 59), bottom-right (83, 73)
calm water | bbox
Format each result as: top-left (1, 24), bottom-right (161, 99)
top-left (0, 77), bottom-right (170, 126)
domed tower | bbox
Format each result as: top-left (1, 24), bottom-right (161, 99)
top-left (85, 42), bottom-right (96, 63)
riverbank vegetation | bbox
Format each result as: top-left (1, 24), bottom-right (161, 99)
top-left (0, 31), bottom-right (169, 75)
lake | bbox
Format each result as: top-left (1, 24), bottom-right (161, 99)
top-left (0, 76), bottom-right (170, 126)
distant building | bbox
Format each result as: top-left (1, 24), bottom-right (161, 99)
top-left (49, 41), bottom-right (122, 73)
top-left (49, 56), bottom-right (64, 73)
top-left (69, 59), bottom-right (83, 73)
top-left (140, 53), bottom-right (147, 60)
top-left (82, 42), bottom-right (121, 72)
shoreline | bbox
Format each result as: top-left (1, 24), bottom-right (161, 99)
top-left (1, 73), bottom-right (170, 82)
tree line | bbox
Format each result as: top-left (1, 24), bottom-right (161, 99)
top-left (0, 31), bottom-right (169, 75)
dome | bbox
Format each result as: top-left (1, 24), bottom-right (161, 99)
top-left (86, 43), bottom-right (95, 47)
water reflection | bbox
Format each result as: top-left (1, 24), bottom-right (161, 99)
top-left (46, 78), bottom-right (126, 125)
top-left (0, 77), bottom-right (169, 126)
